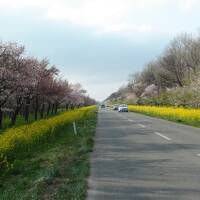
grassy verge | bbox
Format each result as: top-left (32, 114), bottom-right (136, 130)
top-left (128, 105), bottom-right (200, 128)
top-left (0, 108), bottom-right (97, 200)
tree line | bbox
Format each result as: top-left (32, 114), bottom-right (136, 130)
top-left (0, 42), bottom-right (96, 129)
top-left (107, 33), bottom-right (200, 107)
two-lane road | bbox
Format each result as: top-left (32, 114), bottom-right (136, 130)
top-left (87, 108), bottom-right (200, 200)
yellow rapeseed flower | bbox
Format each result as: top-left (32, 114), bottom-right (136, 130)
top-left (128, 105), bottom-right (200, 127)
top-left (0, 106), bottom-right (96, 171)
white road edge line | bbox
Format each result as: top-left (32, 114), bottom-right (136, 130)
top-left (155, 132), bottom-right (171, 141)
top-left (138, 124), bottom-right (146, 128)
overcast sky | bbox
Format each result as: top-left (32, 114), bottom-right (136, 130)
top-left (1, 0), bottom-right (200, 101)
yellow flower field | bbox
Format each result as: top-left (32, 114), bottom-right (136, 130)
top-left (128, 105), bottom-right (200, 127)
top-left (0, 106), bottom-right (96, 171)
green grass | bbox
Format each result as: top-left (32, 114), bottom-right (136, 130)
top-left (0, 111), bottom-right (97, 200)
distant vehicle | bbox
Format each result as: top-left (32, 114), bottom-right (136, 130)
top-left (101, 104), bottom-right (105, 108)
top-left (113, 104), bottom-right (119, 110)
top-left (118, 104), bottom-right (128, 112)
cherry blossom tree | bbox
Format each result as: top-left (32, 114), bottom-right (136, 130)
top-left (0, 41), bottom-right (96, 129)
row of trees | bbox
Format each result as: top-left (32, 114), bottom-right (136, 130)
top-left (107, 33), bottom-right (200, 107)
top-left (0, 42), bottom-right (96, 129)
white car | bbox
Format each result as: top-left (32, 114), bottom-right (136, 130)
top-left (118, 104), bottom-right (128, 112)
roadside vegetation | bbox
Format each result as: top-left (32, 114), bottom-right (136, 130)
top-left (107, 32), bottom-right (200, 127)
top-left (0, 41), bottom-right (97, 199)
top-left (0, 106), bottom-right (97, 200)
top-left (0, 41), bottom-right (96, 131)
top-left (129, 105), bottom-right (200, 127)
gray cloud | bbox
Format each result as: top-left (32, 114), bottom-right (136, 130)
top-left (0, 1), bottom-right (200, 100)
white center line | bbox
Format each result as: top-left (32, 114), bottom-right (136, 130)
top-left (197, 154), bottom-right (200, 157)
top-left (155, 132), bottom-right (171, 141)
top-left (128, 119), bottom-right (133, 122)
top-left (138, 124), bottom-right (146, 128)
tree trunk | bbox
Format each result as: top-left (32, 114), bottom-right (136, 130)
top-left (174, 69), bottom-right (183, 87)
top-left (40, 103), bottom-right (45, 119)
top-left (51, 104), bottom-right (55, 115)
top-left (55, 104), bottom-right (58, 114)
top-left (24, 104), bottom-right (29, 122)
top-left (65, 103), bottom-right (68, 110)
top-left (34, 108), bottom-right (38, 120)
top-left (47, 102), bottom-right (51, 116)
top-left (34, 97), bottom-right (39, 120)
top-left (0, 108), bottom-right (3, 130)
top-left (11, 97), bottom-right (22, 125)
top-left (11, 105), bottom-right (22, 125)
top-left (24, 98), bottom-right (30, 122)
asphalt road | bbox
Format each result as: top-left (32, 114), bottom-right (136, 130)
top-left (87, 108), bottom-right (200, 200)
